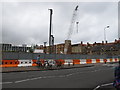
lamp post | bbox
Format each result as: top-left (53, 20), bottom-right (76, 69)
top-left (104, 25), bottom-right (110, 42)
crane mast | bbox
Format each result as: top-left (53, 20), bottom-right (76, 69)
top-left (67, 5), bottom-right (79, 40)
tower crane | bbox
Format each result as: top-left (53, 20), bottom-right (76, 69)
top-left (67, 5), bottom-right (79, 40)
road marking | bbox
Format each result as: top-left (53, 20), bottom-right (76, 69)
top-left (93, 85), bottom-right (100, 90)
top-left (101, 83), bottom-right (113, 87)
top-left (14, 76), bottom-right (58, 84)
top-left (66, 74), bottom-right (73, 77)
top-left (28, 77), bottom-right (42, 80)
top-left (14, 77), bottom-right (43, 83)
top-left (13, 74), bottom-right (73, 84)
top-left (93, 82), bottom-right (113, 90)
top-left (0, 82), bottom-right (13, 84)
top-left (15, 79), bottom-right (31, 83)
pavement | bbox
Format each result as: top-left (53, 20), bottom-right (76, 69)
top-left (1, 64), bottom-right (94, 73)
top-left (2, 63), bottom-right (118, 89)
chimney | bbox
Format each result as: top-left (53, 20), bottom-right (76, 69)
top-left (87, 42), bottom-right (89, 45)
top-left (106, 41), bottom-right (107, 44)
top-left (93, 42), bottom-right (96, 46)
top-left (102, 41), bottom-right (104, 44)
top-left (81, 41), bottom-right (83, 44)
top-left (64, 40), bottom-right (71, 54)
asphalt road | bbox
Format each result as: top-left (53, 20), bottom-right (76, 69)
top-left (1, 63), bottom-right (118, 89)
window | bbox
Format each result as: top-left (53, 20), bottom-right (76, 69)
top-left (10, 62), bottom-right (12, 64)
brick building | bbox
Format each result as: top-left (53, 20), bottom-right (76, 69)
top-left (91, 39), bottom-right (120, 55)
top-left (44, 39), bottom-right (120, 55)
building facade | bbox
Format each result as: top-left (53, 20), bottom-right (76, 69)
top-left (1, 39), bottom-right (120, 56)
top-left (44, 39), bottom-right (120, 55)
top-left (0, 44), bottom-right (31, 52)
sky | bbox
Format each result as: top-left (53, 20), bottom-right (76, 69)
top-left (1, 1), bottom-right (119, 46)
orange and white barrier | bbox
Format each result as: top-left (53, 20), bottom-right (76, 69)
top-left (0, 58), bottom-right (119, 67)
top-left (18, 60), bottom-right (33, 67)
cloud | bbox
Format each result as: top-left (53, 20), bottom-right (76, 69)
top-left (2, 2), bottom-right (118, 46)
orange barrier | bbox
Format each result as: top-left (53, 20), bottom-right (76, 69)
top-left (86, 59), bottom-right (92, 64)
top-left (73, 59), bottom-right (80, 64)
top-left (0, 60), bottom-right (19, 67)
top-left (0, 58), bottom-right (119, 67)
top-left (32, 60), bottom-right (37, 66)
top-left (96, 59), bottom-right (100, 63)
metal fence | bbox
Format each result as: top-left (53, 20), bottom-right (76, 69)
top-left (2, 52), bottom-right (119, 60)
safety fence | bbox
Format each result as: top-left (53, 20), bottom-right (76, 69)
top-left (2, 52), bottom-right (119, 60)
top-left (0, 58), bottom-right (119, 67)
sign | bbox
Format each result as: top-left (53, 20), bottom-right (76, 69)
top-left (34, 49), bottom-right (43, 53)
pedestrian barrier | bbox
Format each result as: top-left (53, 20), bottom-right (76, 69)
top-left (0, 58), bottom-right (120, 67)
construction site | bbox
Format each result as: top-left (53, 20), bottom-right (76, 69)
top-left (1, 3), bottom-right (120, 89)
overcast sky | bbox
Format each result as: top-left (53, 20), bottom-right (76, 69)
top-left (1, 1), bottom-right (119, 46)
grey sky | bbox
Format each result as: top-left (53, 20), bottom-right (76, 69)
top-left (1, 2), bottom-right (118, 46)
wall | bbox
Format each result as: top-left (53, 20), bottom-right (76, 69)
top-left (2, 52), bottom-right (119, 60)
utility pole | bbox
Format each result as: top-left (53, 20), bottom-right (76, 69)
top-left (48, 9), bottom-right (53, 54)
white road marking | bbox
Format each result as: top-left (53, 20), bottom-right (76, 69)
top-left (15, 77), bottom-right (43, 83)
top-left (66, 74), bottom-right (73, 77)
top-left (93, 85), bottom-right (100, 90)
top-left (101, 83), bottom-right (113, 87)
top-left (15, 79), bottom-right (31, 83)
top-left (93, 82), bottom-right (113, 90)
top-left (29, 77), bottom-right (41, 80)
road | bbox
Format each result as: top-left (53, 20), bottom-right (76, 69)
top-left (1, 63), bottom-right (118, 89)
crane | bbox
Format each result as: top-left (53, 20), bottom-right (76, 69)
top-left (64, 5), bottom-right (79, 54)
top-left (67, 5), bottom-right (79, 40)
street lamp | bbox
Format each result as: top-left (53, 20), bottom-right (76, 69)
top-left (104, 25), bottom-right (110, 42)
